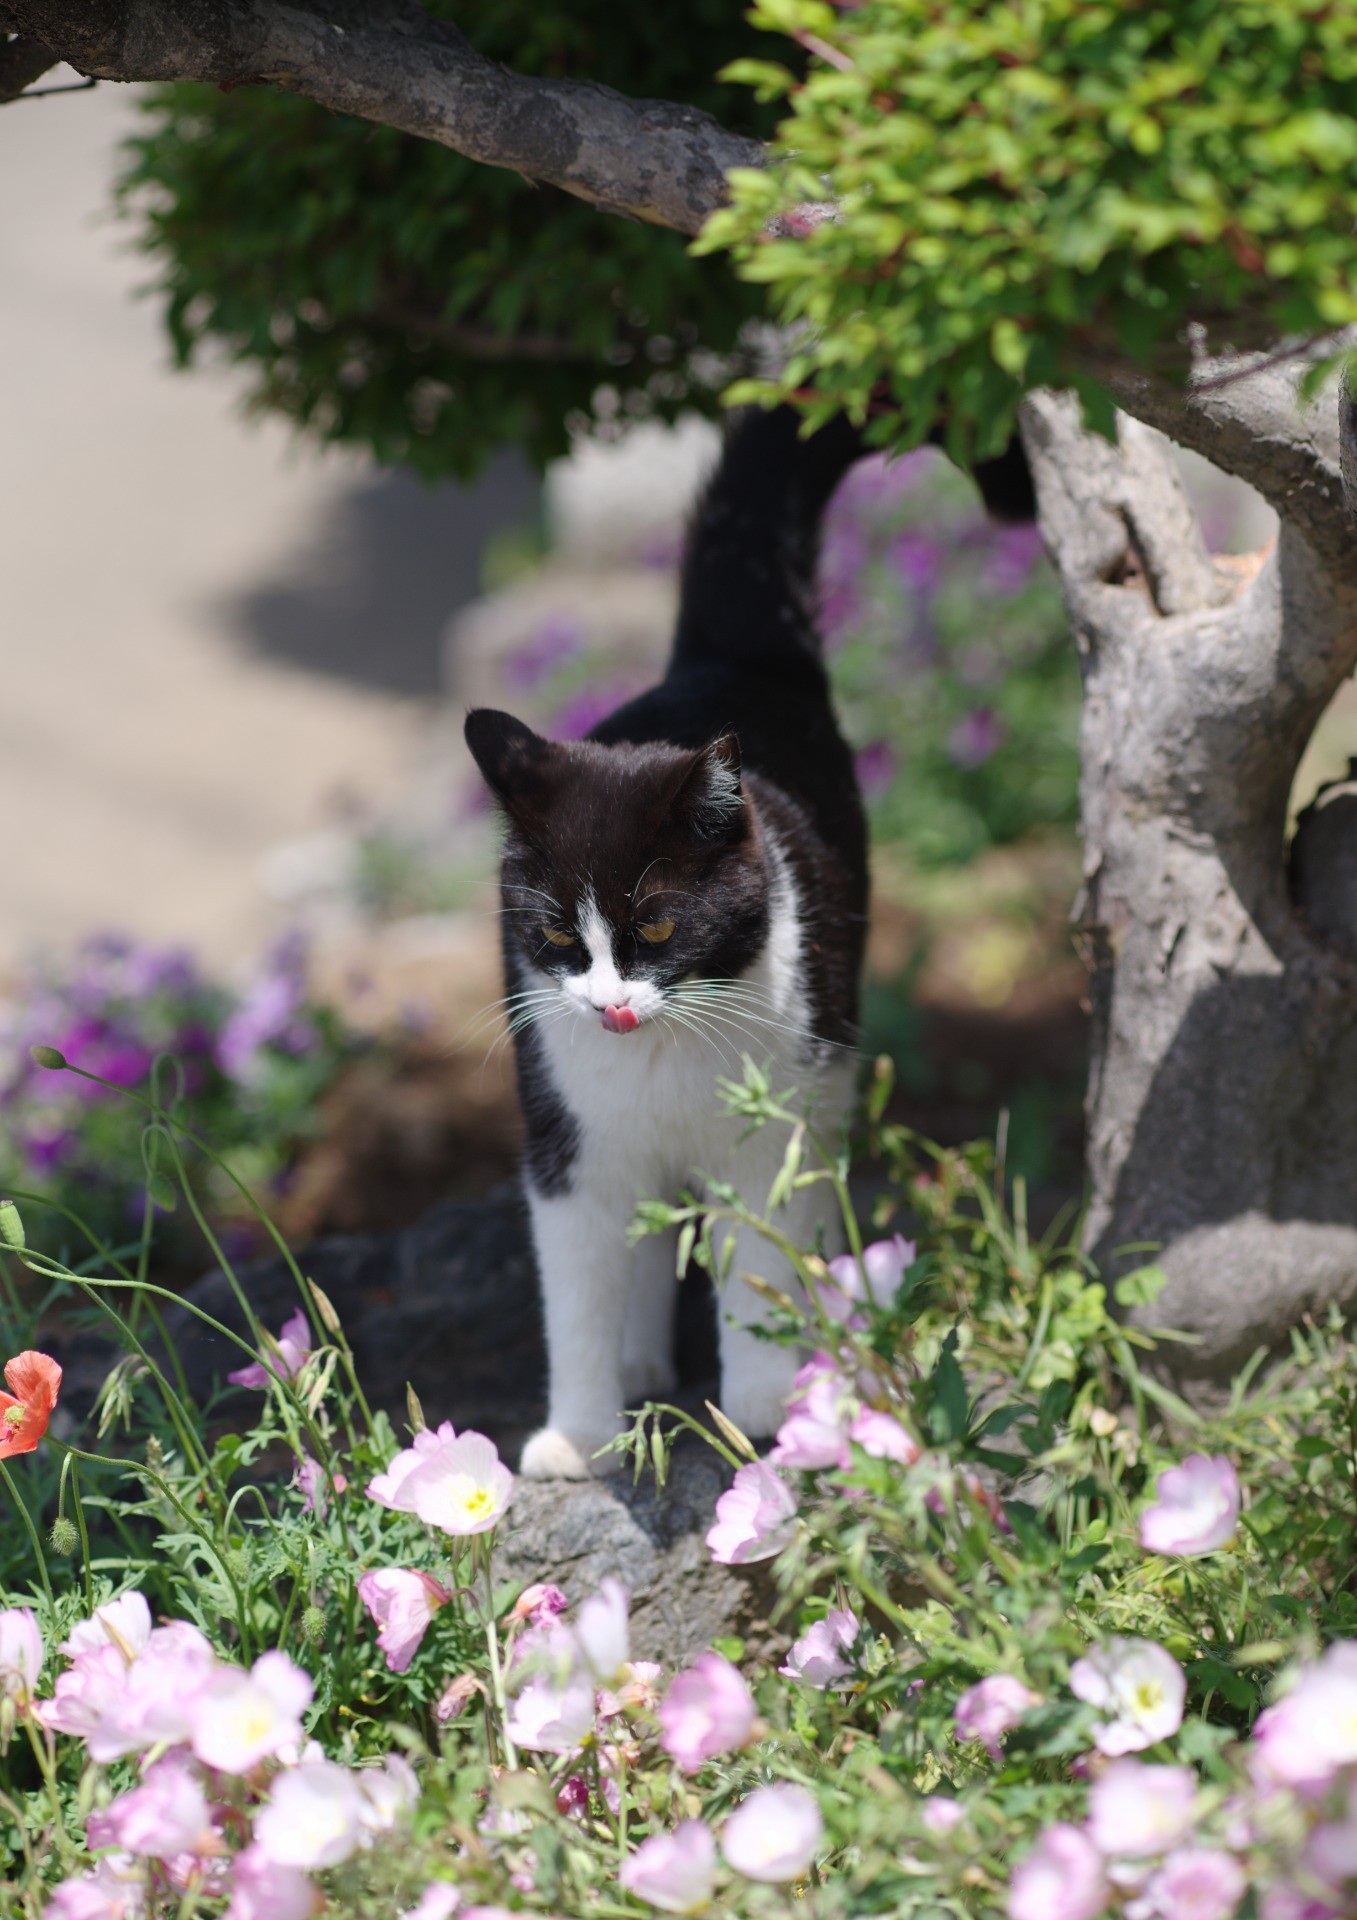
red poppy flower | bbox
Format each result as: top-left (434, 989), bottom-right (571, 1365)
top-left (0, 1351), bottom-right (62, 1457)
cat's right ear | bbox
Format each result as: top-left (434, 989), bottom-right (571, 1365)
top-left (465, 710), bottom-right (558, 820)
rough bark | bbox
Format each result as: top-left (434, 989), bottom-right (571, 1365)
top-left (0, 0), bottom-right (763, 231)
top-left (1021, 353), bottom-right (1357, 1381)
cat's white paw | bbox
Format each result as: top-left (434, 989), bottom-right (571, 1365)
top-left (620, 1355), bottom-right (678, 1402)
top-left (519, 1426), bottom-right (623, 1480)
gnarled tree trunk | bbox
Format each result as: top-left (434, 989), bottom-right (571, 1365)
top-left (1021, 356), bottom-right (1357, 1380)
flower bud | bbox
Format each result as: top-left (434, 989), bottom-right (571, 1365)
top-left (49, 1516), bottom-right (79, 1556)
top-left (223, 1548), bottom-right (250, 1585)
top-left (308, 1280), bottom-right (342, 1337)
top-left (0, 1201), bottom-right (24, 1250)
top-left (301, 1605), bottom-right (327, 1647)
top-left (406, 1381), bottom-right (427, 1435)
top-left (30, 1045), bottom-right (66, 1070)
top-left (145, 1436), bottom-right (165, 1472)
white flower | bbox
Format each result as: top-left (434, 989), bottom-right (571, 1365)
top-left (722, 1783), bottom-right (823, 1883)
top-left (1070, 1637), bottom-right (1186, 1756)
top-left (573, 1579), bottom-right (630, 1684)
top-left (62, 1590), bottom-right (153, 1662)
top-left (504, 1673), bottom-right (595, 1754)
top-left (254, 1760), bottom-right (366, 1869)
top-left (399, 1430), bottom-right (514, 1536)
top-left (191, 1649), bottom-right (313, 1774)
top-left (0, 1606), bottom-right (42, 1702)
top-left (357, 1753), bottom-right (420, 1836)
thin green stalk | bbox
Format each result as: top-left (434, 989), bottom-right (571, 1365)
top-left (482, 1549), bottom-right (517, 1770)
top-left (0, 1458), bottom-right (55, 1619)
top-left (22, 1714), bottom-right (75, 1864)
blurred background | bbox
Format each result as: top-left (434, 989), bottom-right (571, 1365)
top-left (1, 76), bottom-right (1344, 1287)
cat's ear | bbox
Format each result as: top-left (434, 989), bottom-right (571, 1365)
top-left (465, 709), bottom-right (558, 817)
top-left (669, 733), bottom-right (745, 841)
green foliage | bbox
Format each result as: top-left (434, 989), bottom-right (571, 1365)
top-left (115, 3), bottom-right (784, 478)
top-left (701, 0), bottom-right (1357, 460)
top-left (4, 1059), bottom-right (1357, 1912)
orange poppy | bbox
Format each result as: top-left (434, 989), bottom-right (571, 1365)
top-left (0, 1351), bottom-right (62, 1458)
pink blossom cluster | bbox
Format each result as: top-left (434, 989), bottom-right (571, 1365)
top-left (1009, 1638), bottom-right (1357, 1920)
top-left (620, 1783), bottom-right (824, 1909)
top-left (0, 1596), bottom-right (419, 1919)
top-left (502, 1577), bottom-right (655, 1758)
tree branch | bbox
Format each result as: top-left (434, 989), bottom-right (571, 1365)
top-left (1, 0), bottom-right (764, 232)
top-left (1083, 338), bottom-right (1357, 573)
top-left (0, 30), bottom-right (59, 99)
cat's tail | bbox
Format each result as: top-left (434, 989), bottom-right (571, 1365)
top-left (671, 403), bottom-right (1035, 670)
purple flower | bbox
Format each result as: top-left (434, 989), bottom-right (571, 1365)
top-left (888, 529), bottom-right (945, 593)
top-left (227, 1310), bottom-right (312, 1390)
top-left (780, 1607), bottom-right (859, 1690)
top-left (854, 740), bottom-right (897, 797)
top-left (769, 1353), bottom-right (855, 1471)
top-left (1251, 1640), bottom-right (1357, 1791)
top-left (823, 1232), bottom-right (916, 1317)
top-left (620, 1821), bottom-right (718, 1914)
top-left (1010, 1824), bottom-right (1108, 1920)
top-left (293, 1451), bottom-right (346, 1520)
top-left (1139, 1455), bottom-right (1240, 1557)
top-left (981, 523), bottom-right (1044, 593)
top-left (504, 615), bottom-right (585, 691)
top-left (947, 707), bottom-right (1004, 770)
top-left (357, 1569), bottom-right (452, 1673)
top-left (954, 1673), bottom-right (1041, 1759)
top-left (549, 682), bottom-right (641, 741)
top-left (706, 1458), bottom-right (797, 1565)
top-left (658, 1651), bottom-right (756, 1771)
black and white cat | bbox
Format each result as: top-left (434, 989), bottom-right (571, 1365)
top-left (466, 406), bottom-right (1030, 1478)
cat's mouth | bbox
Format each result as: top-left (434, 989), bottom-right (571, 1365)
top-left (601, 1004), bottom-right (641, 1034)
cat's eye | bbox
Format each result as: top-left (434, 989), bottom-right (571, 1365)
top-left (540, 925), bottom-right (577, 948)
top-left (637, 919), bottom-right (676, 945)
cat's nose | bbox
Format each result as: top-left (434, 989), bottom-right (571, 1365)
top-left (601, 1004), bottom-right (640, 1034)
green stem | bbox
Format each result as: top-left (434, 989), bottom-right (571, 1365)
top-left (0, 1458), bottom-right (55, 1619)
top-left (482, 1548), bottom-right (517, 1771)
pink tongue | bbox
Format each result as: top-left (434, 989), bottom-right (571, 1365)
top-left (602, 1004), bottom-right (640, 1034)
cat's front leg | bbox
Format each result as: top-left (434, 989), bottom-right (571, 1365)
top-left (521, 1187), bottom-right (634, 1479)
top-left (620, 1226), bottom-right (680, 1403)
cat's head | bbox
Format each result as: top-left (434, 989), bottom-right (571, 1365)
top-left (465, 709), bottom-right (771, 1032)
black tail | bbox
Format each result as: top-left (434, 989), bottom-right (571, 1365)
top-left (671, 404), bottom-right (1035, 671)
top-left (671, 406), bottom-right (865, 669)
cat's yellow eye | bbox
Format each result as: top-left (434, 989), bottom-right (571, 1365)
top-left (541, 925), bottom-right (577, 948)
top-left (637, 919), bottom-right (676, 945)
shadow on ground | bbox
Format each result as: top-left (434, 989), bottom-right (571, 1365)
top-left (224, 450), bottom-right (540, 696)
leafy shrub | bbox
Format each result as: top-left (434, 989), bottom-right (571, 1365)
top-left (703, 0), bottom-right (1357, 459)
top-left (0, 933), bottom-right (352, 1270)
top-left (3, 1059), bottom-right (1357, 1914)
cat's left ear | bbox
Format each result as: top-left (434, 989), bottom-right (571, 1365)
top-left (670, 733), bottom-right (745, 841)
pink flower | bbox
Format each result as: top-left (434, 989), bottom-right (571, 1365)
top-left (848, 1408), bottom-right (921, 1467)
top-left (658, 1652), bottom-right (756, 1770)
top-left (1010, 1824), bottom-right (1108, 1920)
top-left (1088, 1760), bottom-right (1198, 1858)
top-left (400, 1888), bottom-right (460, 1920)
top-left (0, 1348), bottom-right (62, 1457)
top-left (621, 1821), bottom-right (718, 1913)
top-left (366, 1421), bottom-right (459, 1510)
top-left (435, 1671), bottom-right (482, 1721)
top-left (191, 1649), bottom-right (314, 1774)
top-left (357, 1569), bottom-right (452, 1674)
top-left (223, 1843), bottom-right (317, 1920)
top-left (922, 1797), bottom-right (965, 1833)
top-left (505, 1673), bottom-right (595, 1754)
top-left (356, 1754), bottom-right (419, 1837)
top-left (823, 1234), bottom-right (916, 1317)
top-left (46, 1852), bottom-right (149, 1920)
top-left (573, 1578), bottom-right (631, 1683)
top-left (386, 1429), bottom-right (513, 1536)
top-left (770, 1355), bottom-right (855, 1471)
top-left (954, 1674), bottom-right (1041, 1759)
top-left (722, 1783), bottom-right (822, 1883)
top-left (1251, 1641), bottom-right (1357, 1791)
top-left (1141, 1849), bottom-right (1245, 1920)
top-left (62, 1591), bottom-right (152, 1662)
top-left (254, 1761), bottom-right (366, 1869)
top-left (1139, 1455), bottom-right (1240, 1557)
top-left (706, 1458), bottom-right (797, 1565)
top-left (512, 1583), bottom-right (568, 1627)
top-left (94, 1753), bottom-right (219, 1861)
top-left (228, 1311), bottom-right (311, 1390)
top-left (80, 1623), bottom-right (217, 1762)
top-left (780, 1607), bottom-right (859, 1689)
top-left (1070, 1637), bottom-right (1186, 1757)
top-left (294, 1452), bottom-right (345, 1520)
top-left (0, 1605), bottom-right (42, 1701)
top-left (39, 1641), bottom-right (130, 1742)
